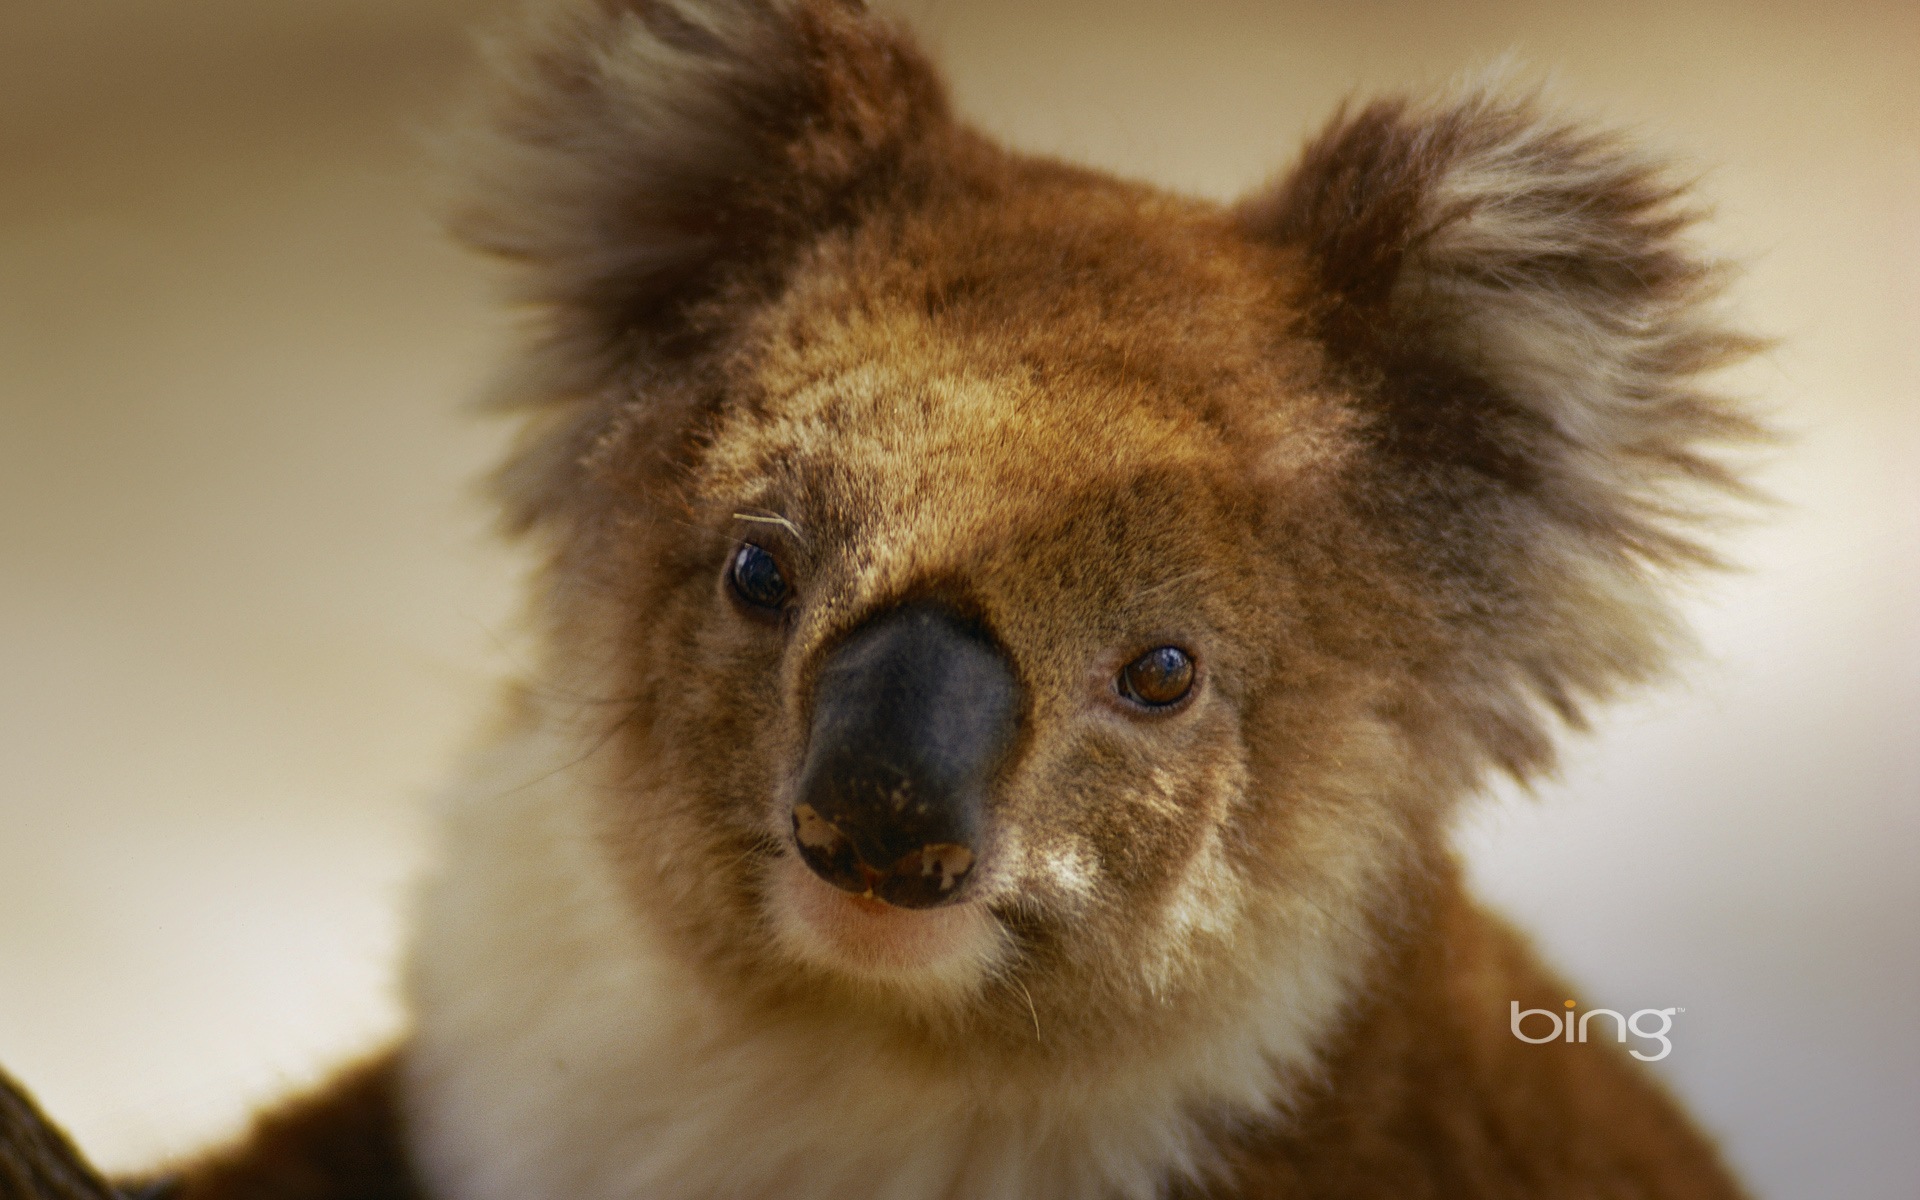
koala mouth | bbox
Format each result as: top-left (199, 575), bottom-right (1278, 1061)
top-left (769, 851), bottom-right (1004, 981)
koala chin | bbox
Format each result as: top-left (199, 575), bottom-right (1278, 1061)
top-left (12, 2), bottom-right (1767, 1199)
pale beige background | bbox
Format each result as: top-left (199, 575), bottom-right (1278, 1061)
top-left (2, 1), bottom-right (1915, 1196)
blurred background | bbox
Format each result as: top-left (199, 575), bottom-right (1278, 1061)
top-left (1, 0), bottom-right (1914, 1194)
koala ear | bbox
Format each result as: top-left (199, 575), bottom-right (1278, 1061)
top-left (1237, 85), bottom-right (1767, 772)
top-left (451, 0), bottom-right (948, 532)
top-left (454, 0), bottom-right (947, 369)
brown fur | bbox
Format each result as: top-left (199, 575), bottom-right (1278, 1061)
top-left (128, 1058), bottom-right (417, 1200)
top-left (1192, 870), bottom-right (1744, 1198)
top-left (7, 2), bottom-right (1765, 1197)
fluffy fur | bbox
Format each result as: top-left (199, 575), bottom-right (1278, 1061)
top-left (404, 723), bottom-right (1364, 1200)
top-left (44, 2), bottom-right (1766, 1198)
top-left (134, 1060), bottom-right (416, 1200)
top-left (1237, 88), bottom-right (1765, 777)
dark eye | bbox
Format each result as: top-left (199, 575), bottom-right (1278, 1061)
top-left (729, 543), bottom-right (789, 611)
top-left (1116, 646), bottom-right (1195, 709)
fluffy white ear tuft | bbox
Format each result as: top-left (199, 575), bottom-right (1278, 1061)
top-left (1239, 83), bottom-right (1770, 774)
top-left (452, 0), bottom-right (947, 363)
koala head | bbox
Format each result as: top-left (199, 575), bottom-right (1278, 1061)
top-left (454, 0), bottom-right (1759, 1064)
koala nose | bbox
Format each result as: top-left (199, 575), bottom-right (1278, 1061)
top-left (791, 604), bottom-right (1020, 909)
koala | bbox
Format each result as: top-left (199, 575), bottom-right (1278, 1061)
top-left (0, 1), bottom-right (1766, 1198)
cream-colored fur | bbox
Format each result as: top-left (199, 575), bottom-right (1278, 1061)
top-left (403, 711), bottom-right (1374, 1200)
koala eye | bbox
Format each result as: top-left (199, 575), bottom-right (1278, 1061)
top-left (1116, 646), bottom-right (1195, 709)
top-left (729, 543), bottom-right (790, 611)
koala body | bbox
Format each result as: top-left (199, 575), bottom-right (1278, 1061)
top-left (42, 2), bottom-right (1762, 1198)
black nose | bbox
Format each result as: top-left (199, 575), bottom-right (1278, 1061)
top-left (791, 603), bottom-right (1020, 909)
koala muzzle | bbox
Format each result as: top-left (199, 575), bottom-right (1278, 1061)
top-left (791, 604), bottom-right (1019, 909)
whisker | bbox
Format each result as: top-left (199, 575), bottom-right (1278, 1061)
top-left (731, 511), bottom-right (806, 542)
top-left (487, 699), bottom-right (645, 802)
top-left (1015, 979), bottom-right (1043, 1044)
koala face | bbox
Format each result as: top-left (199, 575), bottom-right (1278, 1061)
top-left (454, 0), bottom-right (1759, 1066)
top-left (551, 202), bottom-right (1290, 1040)
top-left (520, 164), bottom-right (1437, 1060)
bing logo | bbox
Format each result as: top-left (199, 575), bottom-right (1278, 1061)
top-left (1510, 999), bottom-right (1682, 1061)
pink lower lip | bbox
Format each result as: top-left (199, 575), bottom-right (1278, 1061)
top-left (774, 855), bottom-right (994, 976)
